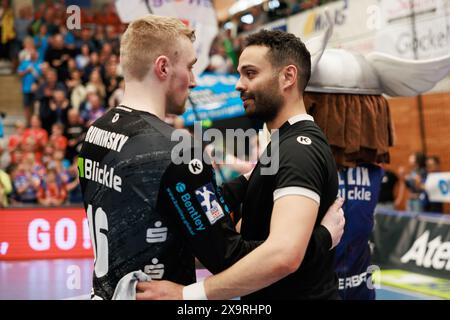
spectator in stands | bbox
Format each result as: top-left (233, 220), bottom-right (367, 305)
top-left (59, 24), bottom-right (76, 51)
top-left (23, 115), bottom-right (48, 161)
top-left (0, 138), bottom-right (10, 170)
top-left (67, 58), bottom-right (78, 76)
top-left (82, 51), bottom-right (104, 83)
top-left (404, 151), bottom-right (427, 212)
top-left (41, 143), bottom-right (54, 168)
top-left (18, 49), bottom-right (42, 126)
top-left (18, 36), bottom-right (36, 63)
top-left (34, 23), bottom-right (49, 61)
top-left (37, 167), bottom-right (67, 206)
top-left (12, 5), bottom-right (33, 67)
top-left (66, 69), bottom-right (87, 110)
top-left (377, 165), bottom-right (405, 210)
top-left (75, 44), bottom-right (90, 70)
top-left (7, 120), bottom-right (25, 165)
top-left (41, 7), bottom-right (58, 36)
top-left (104, 61), bottom-right (121, 101)
top-left (93, 25), bottom-right (106, 52)
top-left (81, 91), bottom-right (105, 126)
top-left (425, 155), bottom-right (444, 213)
top-left (100, 42), bottom-right (113, 64)
top-left (66, 157), bottom-right (82, 204)
top-left (40, 87), bottom-right (70, 133)
top-left (108, 77), bottom-right (125, 109)
top-left (37, 60), bottom-right (50, 81)
top-left (22, 152), bottom-right (45, 179)
top-left (208, 41), bottom-right (233, 73)
top-left (76, 28), bottom-right (96, 52)
top-left (0, 164), bottom-right (11, 207)
top-left (105, 25), bottom-right (120, 53)
top-left (86, 67), bottom-right (106, 100)
top-left (52, 149), bottom-right (70, 177)
top-left (49, 122), bottom-right (68, 152)
top-left (65, 108), bottom-right (86, 160)
top-left (267, 0), bottom-right (291, 21)
top-left (14, 6), bottom-right (33, 49)
top-left (13, 159), bottom-right (40, 204)
top-left (36, 69), bottom-right (67, 130)
top-left (45, 33), bottom-right (73, 82)
top-left (0, 0), bottom-right (15, 63)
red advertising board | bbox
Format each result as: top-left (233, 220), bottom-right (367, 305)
top-left (0, 207), bottom-right (94, 260)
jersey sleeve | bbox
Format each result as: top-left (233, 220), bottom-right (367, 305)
top-left (274, 136), bottom-right (333, 254)
top-left (274, 136), bottom-right (326, 205)
top-left (158, 154), bottom-right (261, 274)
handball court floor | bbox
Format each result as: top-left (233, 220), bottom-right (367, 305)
top-left (0, 259), bottom-right (443, 300)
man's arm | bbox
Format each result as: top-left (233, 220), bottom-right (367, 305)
top-left (136, 195), bottom-right (319, 300)
top-left (158, 159), bottom-right (262, 274)
top-left (203, 195), bottom-right (318, 299)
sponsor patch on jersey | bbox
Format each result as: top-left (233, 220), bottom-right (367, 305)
top-left (297, 136), bottom-right (312, 145)
top-left (112, 113), bottom-right (120, 123)
top-left (188, 159), bottom-right (203, 175)
top-left (78, 157), bottom-right (122, 192)
top-left (195, 183), bottom-right (225, 225)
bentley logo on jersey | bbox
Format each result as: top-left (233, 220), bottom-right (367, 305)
top-left (195, 183), bottom-right (225, 225)
top-left (78, 157), bottom-right (122, 192)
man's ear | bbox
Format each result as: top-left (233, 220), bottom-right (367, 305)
top-left (154, 56), bottom-right (171, 80)
top-left (281, 65), bottom-right (297, 91)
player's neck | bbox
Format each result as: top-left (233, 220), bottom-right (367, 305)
top-left (121, 80), bottom-right (166, 120)
top-left (266, 97), bottom-right (307, 131)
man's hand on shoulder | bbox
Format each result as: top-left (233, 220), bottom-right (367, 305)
top-left (320, 197), bottom-right (345, 250)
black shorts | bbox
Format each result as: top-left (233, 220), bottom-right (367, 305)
top-left (23, 93), bottom-right (34, 108)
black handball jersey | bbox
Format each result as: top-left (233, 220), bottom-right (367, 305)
top-left (78, 105), bottom-right (261, 299)
top-left (240, 114), bottom-right (339, 300)
top-left (79, 107), bottom-right (333, 300)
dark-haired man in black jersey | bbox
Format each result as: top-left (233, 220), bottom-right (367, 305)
top-left (136, 29), bottom-right (343, 300)
top-left (79, 15), bottom-right (344, 300)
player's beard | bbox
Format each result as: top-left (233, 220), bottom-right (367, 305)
top-left (166, 93), bottom-right (187, 115)
top-left (166, 71), bottom-right (190, 115)
top-left (242, 76), bottom-right (284, 123)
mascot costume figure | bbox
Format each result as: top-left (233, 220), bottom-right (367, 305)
top-left (300, 14), bottom-right (450, 299)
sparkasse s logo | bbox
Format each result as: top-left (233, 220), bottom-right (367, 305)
top-left (78, 157), bottom-right (122, 192)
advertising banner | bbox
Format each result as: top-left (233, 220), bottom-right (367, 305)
top-left (182, 72), bottom-right (244, 126)
top-left (115, 0), bottom-right (218, 75)
top-left (372, 209), bottom-right (450, 279)
top-left (0, 207), bottom-right (93, 260)
top-left (425, 172), bottom-right (450, 203)
top-left (375, 0), bottom-right (450, 59)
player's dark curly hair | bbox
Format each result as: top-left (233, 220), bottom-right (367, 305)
top-left (244, 29), bottom-right (311, 93)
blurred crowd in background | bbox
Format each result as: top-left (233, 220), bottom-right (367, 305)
top-left (0, 0), bottom-right (445, 213)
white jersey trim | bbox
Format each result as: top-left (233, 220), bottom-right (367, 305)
top-left (273, 186), bottom-right (320, 205)
top-left (288, 114), bottom-right (314, 124)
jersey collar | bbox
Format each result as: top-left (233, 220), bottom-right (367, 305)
top-left (287, 113), bottom-right (314, 124)
top-left (267, 113), bottom-right (315, 141)
top-left (277, 113), bottom-right (314, 136)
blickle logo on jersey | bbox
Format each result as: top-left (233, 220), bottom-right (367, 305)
top-left (84, 125), bottom-right (129, 152)
top-left (78, 157), bottom-right (122, 192)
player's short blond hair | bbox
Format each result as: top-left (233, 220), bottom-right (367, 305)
top-left (120, 15), bottom-right (195, 81)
